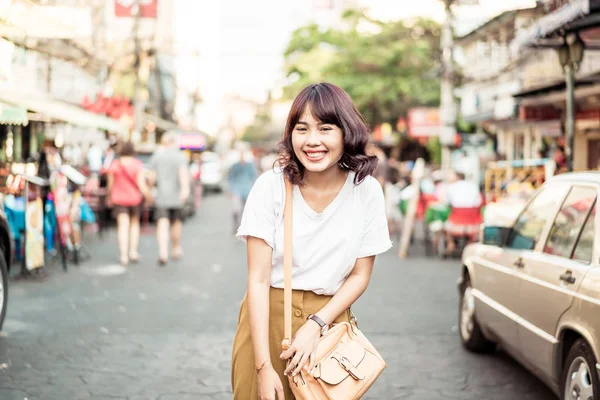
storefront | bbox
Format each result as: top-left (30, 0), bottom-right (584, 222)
top-left (514, 75), bottom-right (600, 171)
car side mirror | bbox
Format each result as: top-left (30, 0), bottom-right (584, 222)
top-left (482, 226), bottom-right (511, 247)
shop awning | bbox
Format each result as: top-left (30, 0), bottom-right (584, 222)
top-left (0, 85), bottom-right (128, 135)
top-left (513, 72), bottom-right (600, 103)
top-left (0, 102), bottom-right (28, 126)
top-left (511, 0), bottom-right (597, 52)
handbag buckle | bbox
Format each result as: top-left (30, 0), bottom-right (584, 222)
top-left (334, 355), bottom-right (365, 381)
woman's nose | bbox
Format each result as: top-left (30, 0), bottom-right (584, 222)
top-left (306, 130), bottom-right (321, 145)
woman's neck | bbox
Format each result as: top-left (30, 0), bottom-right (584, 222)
top-left (303, 165), bottom-right (347, 190)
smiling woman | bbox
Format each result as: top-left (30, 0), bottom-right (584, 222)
top-left (231, 83), bottom-right (392, 400)
top-left (277, 83), bottom-right (377, 187)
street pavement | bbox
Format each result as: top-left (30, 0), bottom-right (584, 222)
top-left (0, 192), bottom-right (556, 400)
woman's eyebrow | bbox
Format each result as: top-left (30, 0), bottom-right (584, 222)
top-left (296, 121), bottom-right (308, 125)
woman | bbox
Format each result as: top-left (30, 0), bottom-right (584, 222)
top-left (231, 83), bottom-right (392, 400)
top-left (106, 142), bottom-right (150, 266)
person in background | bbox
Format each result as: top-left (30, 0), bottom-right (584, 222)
top-left (384, 167), bottom-right (403, 241)
top-left (149, 132), bottom-right (190, 266)
top-left (443, 170), bottom-right (483, 253)
top-left (189, 153), bottom-right (203, 209)
top-left (228, 144), bottom-right (258, 235)
top-left (367, 143), bottom-right (387, 187)
top-left (87, 142), bottom-right (104, 178)
top-left (554, 146), bottom-right (568, 172)
top-left (106, 142), bottom-right (150, 266)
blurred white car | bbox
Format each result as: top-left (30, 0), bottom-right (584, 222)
top-left (200, 151), bottom-right (225, 192)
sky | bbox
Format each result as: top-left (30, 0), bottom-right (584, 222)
top-left (172, 0), bottom-right (537, 137)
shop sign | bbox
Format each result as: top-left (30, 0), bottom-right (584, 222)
top-left (115, 0), bottom-right (157, 18)
top-left (576, 108), bottom-right (600, 121)
top-left (178, 132), bottom-right (206, 151)
top-left (407, 107), bottom-right (440, 138)
top-left (25, 197), bottom-right (44, 270)
top-left (519, 105), bottom-right (562, 121)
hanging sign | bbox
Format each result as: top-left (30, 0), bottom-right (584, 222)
top-left (25, 197), bottom-right (44, 270)
top-left (114, 0), bottom-right (157, 18)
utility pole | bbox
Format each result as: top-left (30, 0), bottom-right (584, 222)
top-left (439, 0), bottom-right (456, 172)
top-left (132, 0), bottom-right (144, 141)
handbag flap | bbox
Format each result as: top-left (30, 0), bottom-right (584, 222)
top-left (317, 338), bottom-right (367, 385)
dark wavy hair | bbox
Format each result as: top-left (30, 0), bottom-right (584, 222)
top-left (277, 83), bottom-right (377, 186)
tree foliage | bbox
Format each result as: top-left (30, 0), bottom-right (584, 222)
top-left (282, 10), bottom-right (442, 127)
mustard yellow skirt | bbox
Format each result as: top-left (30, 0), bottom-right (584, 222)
top-left (231, 287), bottom-right (351, 400)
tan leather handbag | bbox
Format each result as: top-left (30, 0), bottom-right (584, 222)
top-left (282, 178), bottom-right (386, 400)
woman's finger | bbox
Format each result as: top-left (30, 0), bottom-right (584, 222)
top-left (307, 352), bottom-right (316, 372)
top-left (284, 351), bottom-right (304, 376)
top-left (280, 345), bottom-right (295, 360)
top-left (293, 352), bottom-right (310, 376)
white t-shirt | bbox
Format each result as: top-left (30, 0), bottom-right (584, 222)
top-left (446, 180), bottom-right (482, 208)
top-left (237, 169), bottom-right (392, 295)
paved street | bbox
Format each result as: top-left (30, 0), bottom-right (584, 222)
top-left (0, 193), bottom-right (555, 400)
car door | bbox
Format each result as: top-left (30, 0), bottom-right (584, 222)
top-left (516, 184), bottom-right (598, 381)
top-left (472, 184), bottom-right (569, 351)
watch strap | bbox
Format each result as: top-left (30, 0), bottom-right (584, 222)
top-left (307, 314), bottom-right (326, 328)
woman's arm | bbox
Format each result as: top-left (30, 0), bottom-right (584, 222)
top-left (136, 170), bottom-right (151, 199)
top-left (106, 173), bottom-right (114, 207)
top-left (247, 236), bottom-right (275, 368)
top-left (312, 255), bottom-right (375, 326)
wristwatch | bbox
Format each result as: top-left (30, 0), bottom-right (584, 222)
top-left (307, 314), bottom-right (328, 335)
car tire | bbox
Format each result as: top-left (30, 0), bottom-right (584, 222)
top-left (0, 248), bottom-right (8, 332)
top-left (459, 275), bottom-right (496, 353)
top-left (560, 338), bottom-right (599, 400)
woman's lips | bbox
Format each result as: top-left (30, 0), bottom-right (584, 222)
top-left (304, 151), bottom-right (327, 162)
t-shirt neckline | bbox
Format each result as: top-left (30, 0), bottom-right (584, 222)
top-left (293, 172), bottom-right (354, 218)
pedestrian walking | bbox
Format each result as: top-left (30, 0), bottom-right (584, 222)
top-left (227, 144), bottom-right (258, 235)
top-left (148, 132), bottom-right (190, 266)
top-left (231, 83), bottom-right (392, 400)
top-left (106, 142), bottom-right (150, 266)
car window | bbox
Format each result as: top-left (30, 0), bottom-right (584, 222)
top-left (573, 204), bottom-right (596, 263)
top-left (506, 185), bottom-right (568, 250)
top-left (544, 187), bottom-right (597, 258)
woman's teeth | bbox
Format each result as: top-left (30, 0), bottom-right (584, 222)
top-left (306, 152), bottom-right (326, 160)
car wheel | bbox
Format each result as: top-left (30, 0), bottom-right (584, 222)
top-left (561, 339), bottom-right (599, 400)
top-left (459, 275), bottom-right (496, 353)
top-left (0, 249), bottom-right (8, 331)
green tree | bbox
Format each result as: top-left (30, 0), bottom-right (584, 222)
top-left (282, 10), bottom-right (441, 127)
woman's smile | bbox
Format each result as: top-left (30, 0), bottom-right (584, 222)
top-left (303, 150), bottom-right (328, 163)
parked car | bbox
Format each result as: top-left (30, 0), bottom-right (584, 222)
top-left (0, 207), bottom-right (11, 331)
top-left (200, 151), bottom-right (225, 193)
top-left (458, 172), bottom-right (600, 399)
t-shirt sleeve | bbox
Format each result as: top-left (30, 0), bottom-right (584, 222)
top-left (236, 171), bottom-right (277, 248)
top-left (358, 177), bottom-right (393, 258)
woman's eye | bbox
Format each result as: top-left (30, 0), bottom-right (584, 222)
top-left (321, 126), bottom-right (332, 131)
top-left (295, 127), bottom-right (307, 132)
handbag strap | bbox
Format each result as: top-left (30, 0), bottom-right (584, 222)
top-left (117, 160), bottom-right (141, 194)
top-left (282, 177), bottom-right (293, 351)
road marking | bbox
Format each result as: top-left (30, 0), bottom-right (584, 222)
top-left (81, 264), bottom-right (127, 276)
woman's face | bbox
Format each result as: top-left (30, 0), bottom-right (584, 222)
top-left (292, 108), bottom-right (344, 174)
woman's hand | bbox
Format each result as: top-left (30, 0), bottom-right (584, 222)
top-left (257, 364), bottom-right (285, 400)
top-left (280, 320), bottom-right (321, 376)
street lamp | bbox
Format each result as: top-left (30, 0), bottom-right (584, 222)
top-left (556, 33), bottom-right (585, 172)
